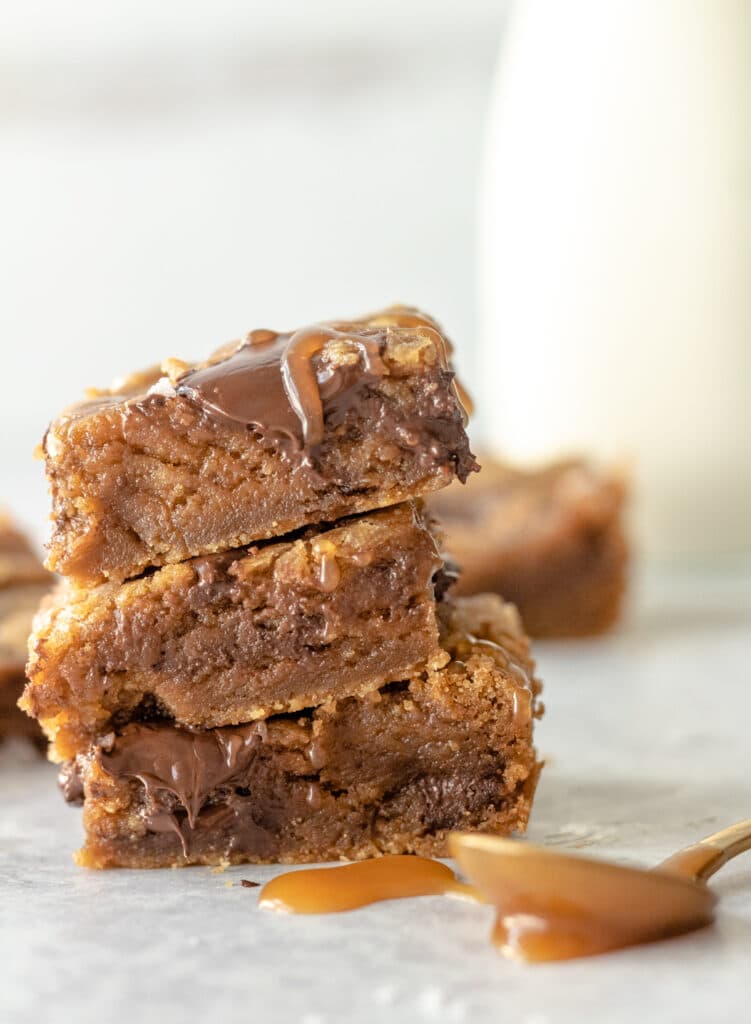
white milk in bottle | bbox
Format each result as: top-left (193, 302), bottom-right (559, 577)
top-left (478, 0), bottom-right (751, 561)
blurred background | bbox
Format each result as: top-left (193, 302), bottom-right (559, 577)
top-left (2, 0), bottom-right (750, 561)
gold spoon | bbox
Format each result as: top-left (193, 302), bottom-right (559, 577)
top-left (450, 819), bottom-right (751, 962)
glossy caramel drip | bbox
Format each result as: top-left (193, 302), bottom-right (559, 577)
top-left (452, 377), bottom-right (474, 421)
top-left (247, 329), bottom-right (278, 346)
top-left (318, 555), bottom-right (340, 592)
top-left (312, 539), bottom-right (341, 593)
top-left (360, 306), bottom-right (471, 423)
top-left (63, 306), bottom-right (473, 477)
top-left (490, 912), bottom-right (659, 962)
top-left (366, 309), bottom-right (440, 332)
top-left (362, 308), bottom-right (454, 366)
top-left (452, 628), bottom-right (534, 728)
top-left (280, 326), bottom-right (387, 448)
top-left (346, 309), bottom-right (469, 425)
top-left (256, 841), bottom-right (716, 959)
top-left (258, 856), bottom-right (480, 914)
top-left (489, 891), bottom-right (715, 963)
top-left (279, 326), bottom-right (337, 448)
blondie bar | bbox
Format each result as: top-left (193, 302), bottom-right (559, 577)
top-left (24, 503), bottom-right (447, 762)
top-left (429, 457), bottom-right (627, 637)
top-left (42, 308), bottom-right (475, 584)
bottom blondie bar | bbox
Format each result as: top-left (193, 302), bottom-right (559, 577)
top-left (62, 596), bottom-right (542, 868)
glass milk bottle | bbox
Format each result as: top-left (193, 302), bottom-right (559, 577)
top-left (477, 0), bottom-right (751, 561)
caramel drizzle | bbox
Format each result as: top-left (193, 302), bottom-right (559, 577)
top-left (310, 537), bottom-right (341, 592)
top-left (454, 629), bottom-right (535, 727)
top-left (270, 306), bottom-right (465, 446)
top-left (280, 326), bottom-right (386, 448)
top-left (317, 552), bottom-right (340, 592)
top-left (361, 307), bottom-right (471, 423)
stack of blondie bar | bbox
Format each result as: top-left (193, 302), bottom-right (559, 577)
top-left (22, 307), bottom-right (542, 868)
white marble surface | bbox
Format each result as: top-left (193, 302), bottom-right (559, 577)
top-left (2, 568), bottom-right (750, 1024)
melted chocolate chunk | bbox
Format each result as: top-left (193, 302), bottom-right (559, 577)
top-left (176, 325), bottom-right (390, 456)
top-left (100, 722), bottom-right (265, 829)
top-left (96, 721), bottom-right (293, 858)
top-left (176, 331), bottom-right (301, 447)
top-left (175, 309), bottom-right (464, 461)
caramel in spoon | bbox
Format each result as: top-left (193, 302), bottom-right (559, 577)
top-left (450, 818), bottom-right (751, 962)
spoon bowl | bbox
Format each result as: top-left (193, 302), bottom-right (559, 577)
top-left (450, 833), bottom-right (717, 961)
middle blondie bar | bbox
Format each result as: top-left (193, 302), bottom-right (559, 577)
top-left (24, 502), bottom-right (447, 762)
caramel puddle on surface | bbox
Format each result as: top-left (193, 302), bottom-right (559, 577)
top-left (450, 833), bottom-right (717, 963)
top-left (258, 855), bottom-right (481, 914)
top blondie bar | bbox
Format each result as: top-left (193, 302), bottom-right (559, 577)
top-left (42, 307), bottom-right (476, 584)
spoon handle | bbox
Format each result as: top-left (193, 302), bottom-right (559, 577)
top-left (657, 818), bottom-right (751, 882)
